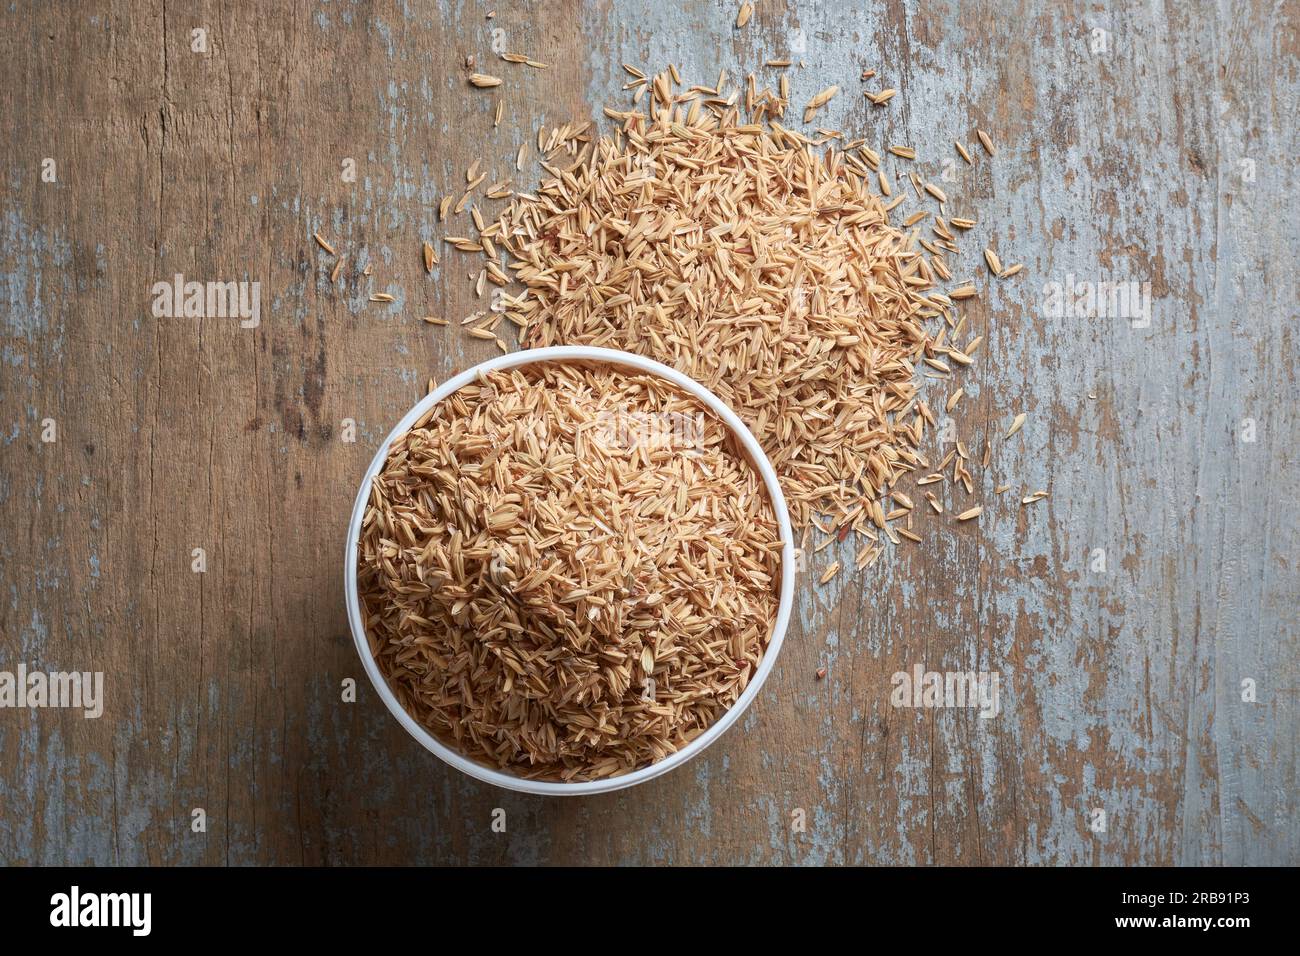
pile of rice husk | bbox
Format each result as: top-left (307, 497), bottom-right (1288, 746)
top-left (480, 72), bottom-right (976, 534)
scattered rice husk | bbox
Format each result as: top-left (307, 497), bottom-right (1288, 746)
top-left (358, 361), bottom-right (781, 781)
top-left (804, 84), bottom-right (838, 121)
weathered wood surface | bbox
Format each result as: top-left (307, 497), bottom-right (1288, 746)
top-left (0, 0), bottom-right (1295, 865)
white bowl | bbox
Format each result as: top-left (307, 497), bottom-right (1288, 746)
top-left (344, 346), bottom-right (795, 795)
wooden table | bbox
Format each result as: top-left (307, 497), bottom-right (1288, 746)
top-left (1, 0), bottom-right (1294, 866)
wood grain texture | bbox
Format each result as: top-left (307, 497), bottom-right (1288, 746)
top-left (0, 0), bottom-right (1295, 865)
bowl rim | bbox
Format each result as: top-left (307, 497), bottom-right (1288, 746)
top-left (343, 345), bottom-right (796, 795)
